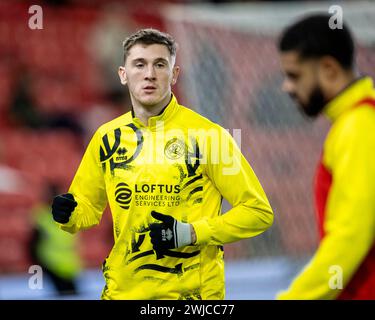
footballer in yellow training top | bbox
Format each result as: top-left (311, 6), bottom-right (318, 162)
top-left (51, 28), bottom-right (274, 300)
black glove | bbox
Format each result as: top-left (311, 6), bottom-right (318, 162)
top-left (149, 211), bottom-right (192, 251)
top-left (51, 193), bottom-right (77, 224)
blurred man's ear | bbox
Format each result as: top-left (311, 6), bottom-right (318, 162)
top-left (171, 65), bottom-right (180, 85)
top-left (118, 66), bottom-right (127, 85)
top-left (318, 56), bottom-right (341, 81)
top-left (318, 56), bottom-right (349, 100)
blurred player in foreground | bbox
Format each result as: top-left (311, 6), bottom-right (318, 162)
top-left (277, 13), bottom-right (375, 299)
top-left (51, 28), bottom-right (273, 299)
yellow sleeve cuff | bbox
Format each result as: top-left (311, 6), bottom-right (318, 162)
top-left (57, 219), bottom-right (78, 234)
top-left (191, 219), bottom-right (212, 245)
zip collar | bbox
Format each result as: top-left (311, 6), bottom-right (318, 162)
top-left (132, 94), bottom-right (179, 130)
top-left (324, 76), bottom-right (374, 122)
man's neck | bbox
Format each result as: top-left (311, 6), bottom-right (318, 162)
top-left (328, 71), bottom-right (357, 101)
top-left (132, 94), bottom-right (172, 126)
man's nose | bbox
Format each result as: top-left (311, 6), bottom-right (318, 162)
top-left (145, 65), bottom-right (156, 80)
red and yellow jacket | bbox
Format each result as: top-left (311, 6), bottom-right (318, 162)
top-left (278, 76), bottom-right (375, 300)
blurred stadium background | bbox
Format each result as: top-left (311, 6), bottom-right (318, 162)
top-left (0, 0), bottom-right (374, 299)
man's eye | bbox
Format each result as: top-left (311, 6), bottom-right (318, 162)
top-left (136, 64), bottom-right (144, 68)
top-left (156, 63), bottom-right (165, 68)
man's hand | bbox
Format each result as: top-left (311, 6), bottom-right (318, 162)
top-left (149, 211), bottom-right (193, 250)
top-left (51, 193), bottom-right (77, 224)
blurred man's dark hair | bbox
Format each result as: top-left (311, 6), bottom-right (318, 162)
top-left (278, 13), bottom-right (355, 70)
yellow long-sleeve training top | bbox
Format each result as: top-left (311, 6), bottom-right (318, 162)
top-left (59, 94), bottom-right (274, 300)
top-left (278, 77), bottom-right (375, 300)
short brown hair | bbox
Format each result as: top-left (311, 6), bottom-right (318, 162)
top-left (122, 28), bottom-right (177, 63)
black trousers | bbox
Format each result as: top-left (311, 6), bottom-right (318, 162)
top-left (42, 267), bottom-right (78, 296)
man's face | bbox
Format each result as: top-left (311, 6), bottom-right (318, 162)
top-left (118, 43), bottom-right (179, 109)
top-left (280, 51), bottom-right (327, 117)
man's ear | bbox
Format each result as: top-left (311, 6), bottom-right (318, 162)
top-left (318, 56), bottom-right (341, 82)
top-left (118, 66), bottom-right (127, 85)
top-left (171, 65), bottom-right (180, 85)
